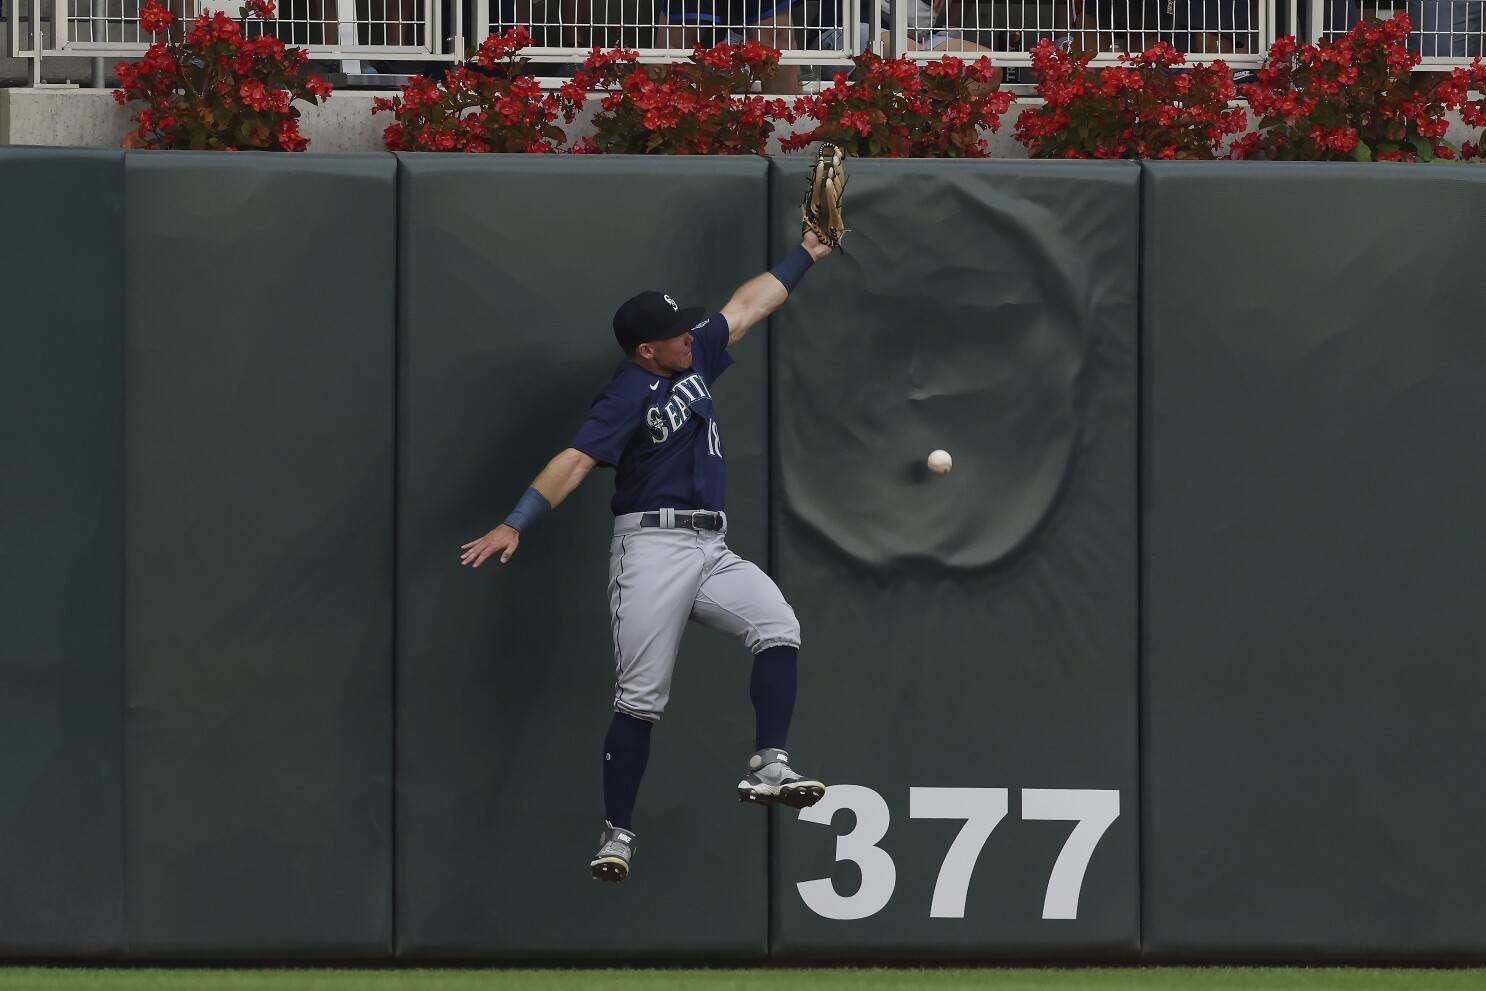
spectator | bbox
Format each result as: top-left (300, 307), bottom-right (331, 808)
top-left (1056, 0), bottom-right (1252, 54)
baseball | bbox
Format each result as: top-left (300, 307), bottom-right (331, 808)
top-left (927, 449), bottom-right (953, 475)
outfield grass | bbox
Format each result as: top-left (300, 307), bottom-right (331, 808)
top-left (3, 969), bottom-right (1486, 991)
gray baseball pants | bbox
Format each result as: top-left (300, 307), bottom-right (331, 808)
top-left (608, 510), bottom-right (801, 722)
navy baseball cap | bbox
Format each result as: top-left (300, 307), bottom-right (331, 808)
top-left (613, 291), bottom-right (705, 352)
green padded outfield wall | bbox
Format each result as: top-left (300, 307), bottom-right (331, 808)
top-left (0, 149), bottom-right (127, 956)
top-left (1141, 163), bottom-right (1486, 960)
top-left (395, 157), bottom-right (770, 959)
top-left (767, 160), bottom-right (1140, 960)
top-left (123, 154), bottom-right (396, 956)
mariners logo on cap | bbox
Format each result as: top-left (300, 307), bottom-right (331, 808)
top-left (663, 294), bottom-right (678, 310)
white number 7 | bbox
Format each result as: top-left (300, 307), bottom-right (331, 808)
top-left (909, 787), bottom-right (1009, 919)
top-left (1021, 788), bottom-right (1120, 920)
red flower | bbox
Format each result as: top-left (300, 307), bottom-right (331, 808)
top-left (925, 56), bottom-right (963, 78)
top-left (237, 80), bottom-right (270, 111)
top-left (114, 0), bottom-right (327, 151)
top-left (138, 1), bottom-right (176, 33)
top-left (1231, 13), bottom-right (1469, 161)
top-left (574, 41), bottom-right (789, 154)
top-left (1018, 41), bottom-right (1238, 159)
top-left (275, 119), bottom-right (306, 151)
top-left (788, 49), bottom-right (1012, 157)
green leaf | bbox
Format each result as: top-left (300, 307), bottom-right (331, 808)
top-left (1350, 139), bottom-right (1373, 161)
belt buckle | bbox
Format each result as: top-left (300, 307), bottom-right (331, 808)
top-left (688, 511), bottom-right (717, 531)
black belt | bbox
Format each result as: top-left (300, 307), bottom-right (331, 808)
top-left (640, 510), bottom-right (725, 531)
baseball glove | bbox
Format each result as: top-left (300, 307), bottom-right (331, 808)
top-left (801, 142), bottom-right (848, 249)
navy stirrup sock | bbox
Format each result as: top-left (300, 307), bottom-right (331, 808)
top-left (603, 712), bottom-right (653, 831)
top-left (750, 645), bottom-right (799, 752)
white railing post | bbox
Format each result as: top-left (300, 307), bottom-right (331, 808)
top-left (337, 4), bottom-right (361, 73)
top-left (30, 0), bottom-right (44, 84)
top-left (472, 0), bottom-right (488, 50)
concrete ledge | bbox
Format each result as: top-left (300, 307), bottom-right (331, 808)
top-left (2, 86), bottom-right (1478, 156)
top-left (1, 88), bottom-right (395, 151)
top-left (1, 88), bottom-right (1034, 154)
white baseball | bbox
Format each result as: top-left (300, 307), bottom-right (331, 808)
top-left (927, 449), bottom-right (953, 475)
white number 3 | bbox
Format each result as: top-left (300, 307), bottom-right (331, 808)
top-left (795, 786), bottom-right (1119, 921)
top-left (796, 785), bottom-right (896, 920)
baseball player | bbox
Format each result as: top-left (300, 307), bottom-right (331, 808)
top-left (460, 230), bottom-right (836, 884)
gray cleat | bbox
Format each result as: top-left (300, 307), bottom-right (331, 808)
top-left (589, 821), bottom-right (637, 883)
top-left (737, 748), bottom-right (826, 809)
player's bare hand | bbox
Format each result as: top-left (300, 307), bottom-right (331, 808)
top-left (802, 230), bottom-right (834, 262)
top-left (461, 524), bottom-right (520, 567)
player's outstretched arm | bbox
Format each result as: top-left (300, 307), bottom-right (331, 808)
top-left (720, 231), bottom-right (835, 348)
top-left (460, 447), bottom-right (597, 567)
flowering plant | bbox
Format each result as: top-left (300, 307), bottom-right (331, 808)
top-left (1434, 59), bottom-right (1486, 160)
top-left (1014, 41), bottom-right (1246, 159)
top-left (373, 27), bottom-right (584, 152)
top-left (1232, 14), bottom-right (1478, 162)
top-left (113, 0), bottom-right (331, 151)
top-left (568, 42), bottom-right (793, 155)
top-left (781, 52), bottom-right (1012, 157)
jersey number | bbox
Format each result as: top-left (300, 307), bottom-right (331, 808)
top-left (707, 420), bottom-right (722, 458)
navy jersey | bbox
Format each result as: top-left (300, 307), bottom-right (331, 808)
top-left (571, 313), bottom-right (735, 516)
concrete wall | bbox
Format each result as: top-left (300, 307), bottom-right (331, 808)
top-left (3, 88), bottom-right (1020, 155)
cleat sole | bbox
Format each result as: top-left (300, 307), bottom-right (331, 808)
top-left (738, 781), bottom-right (826, 809)
top-left (779, 782), bottom-right (826, 810)
top-left (590, 858), bottom-right (629, 883)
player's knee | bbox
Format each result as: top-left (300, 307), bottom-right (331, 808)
top-left (611, 659), bottom-right (672, 720)
top-left (746, 602), bottom-right (801, 653)
top-left (614, 698), bottom-right (663, 722)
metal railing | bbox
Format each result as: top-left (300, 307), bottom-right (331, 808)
top-left (10, 0), bottom-right (1485, 85)
top-left (884, 0), bottom-right (1268, 71)
top-left (474, 0), bottom-right (1264, 77)
top-left (1303, 0), bottom-right (1483, 64)
top-left (9, 0), bottom-right (465, 80)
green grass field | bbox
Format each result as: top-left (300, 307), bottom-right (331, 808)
top-left (3, 969), bottom-right (1486, 991)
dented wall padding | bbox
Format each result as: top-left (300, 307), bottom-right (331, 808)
top-left (767, 158), bottom-right (1141, 961)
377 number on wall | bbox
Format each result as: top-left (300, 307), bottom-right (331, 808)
top-left (794, 786), bottom-right (1120, 921)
